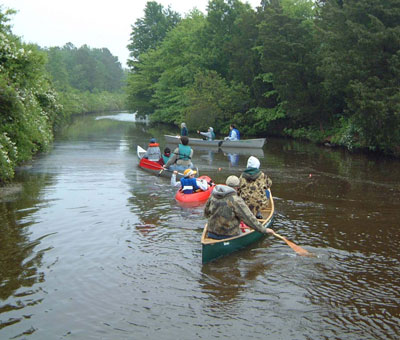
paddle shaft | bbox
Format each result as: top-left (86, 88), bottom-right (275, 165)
top-left (159, 168), bottom-right (184, 176)
top-left (271, 231), bottom-right (286, 241)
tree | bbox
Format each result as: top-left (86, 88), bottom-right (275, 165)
top-left (317, 0), bottom-right (400, 153)
top-left (205, 0), bottom-right (251, 78)
top-left (127, 1), bottom-right (181, 66)
top-left (44, 44), bottom-right (124, 93)
top-left (257, 0), bottom-right (326, 128)
top-left (185, 70), bottom-right (250, 133)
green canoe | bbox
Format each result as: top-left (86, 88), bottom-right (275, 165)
top-left (201, 190), bottom-right (275, 264)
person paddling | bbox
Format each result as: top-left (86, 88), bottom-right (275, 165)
top-left (171, 169), bottom-right (208, 194)
top-left (163, 136), bottom-right (193, 169)
top-left (197, 127), bottom-right (215, 141)
top-left (204, 175), bottom-right (274, 239)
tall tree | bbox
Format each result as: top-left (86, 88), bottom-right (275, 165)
top-left (257, 0), bottom-right (326, 127)
top-left (127, 1), bottom-right (181, 66)
top-left (317, 0), bottom-right (400, 152)
top-left (205, 0), bottom-right (250, 78)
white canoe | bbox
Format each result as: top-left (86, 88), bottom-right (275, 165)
top-left (164, 135), bottom-right (266, 148)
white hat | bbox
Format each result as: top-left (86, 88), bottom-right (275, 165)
top-left (209, 127), bottom-right (213, 131)
top-left (247, 156), bottom-right (260, 169)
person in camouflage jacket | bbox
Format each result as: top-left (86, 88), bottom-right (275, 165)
top-left (238, 156), bottom-right (272, 217)
top-left (204, 175), bottom-right (273, 239)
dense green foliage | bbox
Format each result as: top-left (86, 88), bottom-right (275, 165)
top-left (127, 1), bottom-right (181, 65)
top-left (127, 0), bottom-right (400, 156)
top-left (45, 43), bottom-right (125, 92)
top-left (0, 7), bottom-right (59, 181)
top-left (0, 7), bottom-right (127, 183)
top-left (44, 43), bottom-right (127, 117)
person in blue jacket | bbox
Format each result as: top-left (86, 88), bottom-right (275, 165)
top-left (171, 169), bottom-right (208, 194)
top-left (224, 124), bottom-right (240, 141)
top-left (180, 123), bottom-right (188, 137)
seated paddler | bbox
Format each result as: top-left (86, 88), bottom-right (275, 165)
top-left (160, 147), bottom-right (171, 166)
top-left (143, 138), bottom-right (161, 162)
top-left (204, 175), bottom-right (274, 239)
top-left (197, 127), bottom-right (215, 141)
top-left (171, 169), bottom-right (208, 194)
top-left (163, 136), bottom-right (193, 170)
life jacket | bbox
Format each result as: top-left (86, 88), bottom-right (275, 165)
top-left (148, 142), bottom-right (159, 147)
top-left (210, 131), bottom-right (216, 140)
top-left (180, 177), bottom-right (199, 194)
top-left (162, 153), bottom-right (170, 164)
top-left (234, 128), bottom-right (240, 140)
top-left (229, 128), bottom-right (240, 140)
top-left (178, 144), bottom-right (191, 160)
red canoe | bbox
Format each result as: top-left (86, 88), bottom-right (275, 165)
top-left (175, 175), bottom-right (215, 207)
top-left (137, 145), bottom-right (196, 180)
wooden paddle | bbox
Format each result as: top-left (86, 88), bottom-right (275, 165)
top-left (270, 231), bottom-right (314, 257)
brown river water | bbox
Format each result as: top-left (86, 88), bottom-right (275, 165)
top-left (0, 112), bottom-right (399, 339)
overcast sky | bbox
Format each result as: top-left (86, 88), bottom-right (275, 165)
top-left (1, 0), bottom-right (261, 68)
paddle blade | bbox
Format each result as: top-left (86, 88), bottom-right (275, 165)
top-left (271, 231), bottom-right (314, 257)
top-left (283, 237), bottom-right (313, 256)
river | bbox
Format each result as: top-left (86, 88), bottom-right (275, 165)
top-left (0, 112), bottom-right (399, 339)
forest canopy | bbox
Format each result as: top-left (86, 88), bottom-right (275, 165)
top-left (126, 0), bottom-right (400, 156)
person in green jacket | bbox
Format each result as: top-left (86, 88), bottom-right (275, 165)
top-left (161, 147), bottom-right (171, 165)
top-left (204, 175), bottom-right (274, 239)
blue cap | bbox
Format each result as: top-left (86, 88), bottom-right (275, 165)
top-left (150, 138), bottom-right (156, 143)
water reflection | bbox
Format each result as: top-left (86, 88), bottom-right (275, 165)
top-left (0, 173), bottom-right (55, 329)
top-left (225, 152), bottom-right (239, 167)
top-left (200, 248), bottom-right (272, 303)
top-left (1, 112), bottom-right (400, 339)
